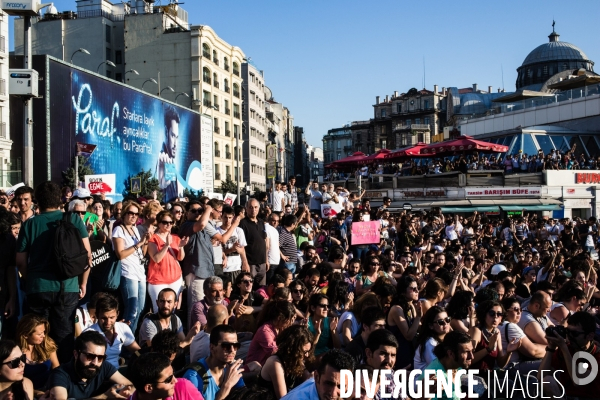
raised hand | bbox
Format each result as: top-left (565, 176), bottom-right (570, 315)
top-left (179, 236), bottom-right (189, 248)
top-left (506, 337), bottom-right (522, 353)
top-left (330, 317), bottom-right (339, 333)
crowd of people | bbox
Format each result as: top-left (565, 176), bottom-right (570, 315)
top-left (0, 176), bottom-right (599, 400)
top-left (324, 144), bottom-right (595, 180)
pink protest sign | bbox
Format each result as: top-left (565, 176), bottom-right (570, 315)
top-left (351, 221), bottom-right (380, 245)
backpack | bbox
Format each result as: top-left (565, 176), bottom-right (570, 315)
top-left (52, 212), bottom-right (89, 280)
top-left (100, 258), bottom-right (122, 291)
top-left (175, 361), bottom-right (210, 393)
top-left (143, 313), bottom-right (179, 336)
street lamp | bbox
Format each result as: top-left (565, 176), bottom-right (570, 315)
top-left (160, 86), bottom-right (175, 97)
top-left (175, 92), bottom-right (189, 104)
top-left (142, 78), bottom-right (158, 92)
top-left (70, 48), bottom-right (90, 64)
top-left (97, 60), bottom-right (116, 73)
top-left (124, 69), bottom-right (139, 82)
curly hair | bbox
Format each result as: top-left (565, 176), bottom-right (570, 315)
top-left (122, 200), bottom-right (142, 217)
top-left (445, 290), bottom-right (474, 320)
top-left (475, 300), bottom-right (504, 329)
top-left (256, 300), bottom-right (296, 328)
top-left (275, 325), bottom-right (314, 379)
top-left (16, 314), bottom-right (57, 362)
top-left (350, 292), bottom-right (381, 324)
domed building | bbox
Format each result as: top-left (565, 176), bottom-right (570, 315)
top-left (516, 25), bottom-right (595, 91)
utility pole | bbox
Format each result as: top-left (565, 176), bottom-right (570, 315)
top-left (23, 16), bottom-right (33, 187)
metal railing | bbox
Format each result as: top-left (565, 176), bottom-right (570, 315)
top-left (215, 150), bottom-right (221, 157)
top-left (203, 52), bottom-right (210, 59)
top-left (213, 57), bottom-right (219, 65)
top-left (225, 64), bottom-right (230, 71)
top-left (203, 76), bottom-right (211, 84)
top-left (203, 99), bottom-right (212, 107)
top-left (234, 111), bottom-right (240, 119)
top-left (214, 127), bottom-right (220, 133)
top-left (213, 104), bottom-right (219, 111)
top-left (225, 87), bottom-right (230, 93)
top-left (225, 130), bottom-right (231, 136)
top-left (215, 173), bottom-right (221, 179)
top-left (233, 70), bottom-right (240, 77)
top-left (411, 124), bottom-right (431, 130)
top-left (233, 91), bottom-right (240, 98)
top-left (226, 174), bottom-right (232, 180)
top-left (226, 152), bottom-right (232, 159)
top-left (214, 81), bottom-right (219, 88)
top-left (225, 108), bottom-right (231, 115)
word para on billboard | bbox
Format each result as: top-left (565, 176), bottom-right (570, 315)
top-left (72, 83), bottom-right (154, 155)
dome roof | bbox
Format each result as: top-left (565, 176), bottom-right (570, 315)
top-left (521, 31), bottom-right (591, 67)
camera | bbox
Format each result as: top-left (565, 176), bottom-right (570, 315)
top-left (545, 325), bottom-right (568, 338)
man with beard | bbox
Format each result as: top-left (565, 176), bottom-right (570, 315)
top-left (281, 349), bottom-right (355, 400)
top-left (182, 324), bottom-right (246, 400)
top-left (418, 331), bottom-right (475, 400)
top-left (156, 105), bottom-right (181, 201)
top-left (44, 330), bottom-right (133, 399)
top-left (84, 294), bottom-right (141, 368)
top-left (139, 288), bottom-right (200, 348)
top-left (364, 329), bottom-right (402, 400)
top-left (190, 276), bottom-right (231, 328)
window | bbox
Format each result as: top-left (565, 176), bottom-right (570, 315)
top-left (233, 62), bottom-right (240, 76)
top-left (406, 119), bottom-right (411, 127)
top-left (233, 104), bottom-right (240, 119)
top-left (527, 69), bottom-right (532, 78)
top-left (347, 139), bottom-right (352, 146)
top-left (202, 43), bottom-right (210, 58)
top-left (233, 83), bottom-right (240, 98)
top-left (323, 142), bottom-right (327, 151)
top-left (213, 95), bottom-right (218, 108)
top-left (226, 166), bottom-right (230, 178)
top-left (105, 25), bottom-right (111, 42)
top-left (224, 78), bottom-right (229, 92)
top-left (115, 73), bottom-right (122, 82)
top-left (213, 72), bottom-right (218, 85)
top-left (203, 67), bottom-right (211, 84)
top-left (381, 140), bottom-right (387, 149)
top-left (106, 71), bottom-right (112, 78)
top-left (115, 51), bottom-right (122, 65)
top-left (424, 100), bottom-right (429, 109)
top-left (106, 48), bottom-right (111, 62)
top-left (214, 142), bottom-right (220, 157)
top-left (213, 117), bottom-right (218, 128)
top-left (224, 57), bottom-right (229, 71)
top-left (415, 118), bottom-right (420, 125)
top-left (225, 145), bottom-right (230, 159)
top-left (424, 117), bottom-right (430, 125)
top-left (337, 142), bottom-right (341, 149)
top-left (381, 109), bottom-right (386, 118)
top-left (396, 103), bottom-right (402, 113)
top-left (337, 152), bottom-right (341, 160)
top-left (212, 50), bottom-right (217, 61)
top-left (543, 66), bottom-right (548, 75)
top-left (234, 125), bottom-right (239, 138)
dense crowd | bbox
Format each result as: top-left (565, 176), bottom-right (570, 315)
top-left (325, 144), bottom-right (597, 180)
top-left (0, 176), bottom-right (599, 400)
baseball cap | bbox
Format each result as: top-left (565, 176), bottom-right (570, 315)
top-left (491, 264), bottom-right (507, 275)
top-left (72, 188), bottom-right (92, 199)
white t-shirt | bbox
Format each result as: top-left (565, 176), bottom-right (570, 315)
top-left (336, 311), bottom-right (359, 344)
top-left (85, 322), bottom-right (135, 368)
top-left (272, 190), bottom-right (284, 212)
top-left (414, 337), bottom-right (439, 371)
top-left (112, 225), bottom-right (146, 282)
top-left (499, 321), bottom-right (526, 363)
top-left (265, 223), bottom-right (281, 265)
top-left (445, 225), bottom-right (458, 241)
top-left (218, 226), bottom-right (247, 272)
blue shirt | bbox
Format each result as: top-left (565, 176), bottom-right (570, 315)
top-left (281, 378), bottom-right (319, 400)
top-left (417, 358), bottom-right (463, 400)
top-left (182, 357), bottom-right (245, 399)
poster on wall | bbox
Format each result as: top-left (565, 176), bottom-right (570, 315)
top-left (48, 60), bottom-right (205, 201)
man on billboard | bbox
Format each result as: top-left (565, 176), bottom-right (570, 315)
top-left (157, 106), bottom-right (180, 201)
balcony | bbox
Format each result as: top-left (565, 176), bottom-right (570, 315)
top-left (214, 127), bottom-right (220, 134)
top-left (225, 108), bottom-right (231, 115)
top-left (226, 152), bottom-right (232, 159)
top-left (203, 99), bottom-right (212, 108)
top-left (411, 124), bottom-right (431, 131)
top-left (213, 57), bottom-right (219, 65)
top-left (226, 174), bottom-right (232, 180)
top-left (215, 173), bottom-right (221, 180)
top-left (233, 91), bottom-right (240, 98)
top-left (214, 104), bottom-right (219, 111)
top-left (225, 86), bottom-right (230, 93)
top-left (234, 111), bottom-right (240, 119)
top-left (233, 70), bottom-right (240, 77)
top-left (225, 130), bottom-right (231, 137)
top-left (203, 76), bottom-right (211, 84)
top-left (224, 64), bottom-right (229, 71)
top-left (214, 81), bottom-right (219, 88)
top-left (203, 52), bottom-right (210, 59)
top-left (215, 150), bottom-right (221, 157)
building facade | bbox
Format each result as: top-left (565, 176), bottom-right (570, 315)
top-left (323, 126), bottom-right (352, 164)
top-left (0, 11), bottom-right (10, 186)
top-left (242, 62), bottom-right (267, 191)
top-left (266, 99), bottom-right (294, 183)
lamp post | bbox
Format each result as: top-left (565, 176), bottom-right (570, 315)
top-left (175, 92), bottom-right (189, 104)
top-left (97, 60), bottom-right (116, 73)
top-left (124, 69), bottom-right (139, 82)
top-left (160, 86), bottom-right (174, 97)
top-left (70, 48), bottom-right (90, 64)
top-left (142, 78), bottom-right (158, 92)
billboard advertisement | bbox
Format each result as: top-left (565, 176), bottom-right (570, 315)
top-left (47, 60), bottom-right (204, 201)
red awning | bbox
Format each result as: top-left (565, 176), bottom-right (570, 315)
top-left (326, 152), bottom-right (367, 168)
top-left (384, 143), bottom-right (429, 160)
top-left (420, 136), bottom-right (508, 155)
top-left (357, 149), bottom-right (393, 164)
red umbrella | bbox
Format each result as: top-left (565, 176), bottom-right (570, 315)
top-left (384, 143), bottom-right (429, 160)
top-left (330, 151), bottom-right (367, 167)
top-left (420, 136), bottom-right (508, 155)
top-left (358, 149), bottom-right (393, 165)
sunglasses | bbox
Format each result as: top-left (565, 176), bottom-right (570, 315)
top-left (435, 317), bottom-right (451, 326)
top-left (125, 211), bottom-right (139, 216)
top-left (509, 307), bottom-right (522, 313)
top-left (159, 220), bottom-right (173, 225)
top-left (292, 289), bottom-right (303, 294)
top-left (3, 354), bottom-right (26, 369)
top-left (157, 374), bottom-right (175, 384)
top-left (408, 287), bottom-right (419, 292)
top-left (241, 279), bottom-right (253, 285)
top-left (189, 208), bottom-right (202, 214)
top-left (219, 342), bottom-right (241, 350)
top-left (318, 304), bottom-right (330, 309)
top-left (465, 258), bottom-right (474, 261)
top-left (173, 210), bottom-right (183, 214)
top-left (371, 263), bottom-right (380, 266)
top-left (74, 211), bottom-right (86, 216)
top-left (487, 311), bottom-right (504, 318)
top-left (79, 351), bottom-right (106, 362)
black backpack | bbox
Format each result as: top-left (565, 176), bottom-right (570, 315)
top-left (52, 212), bottom-right (89, 280)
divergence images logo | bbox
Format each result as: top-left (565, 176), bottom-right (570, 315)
top-left (572, 351), bottom-right (599, 385)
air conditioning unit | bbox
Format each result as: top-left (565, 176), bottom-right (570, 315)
top-left (9, 69), bottom-right (39, 97)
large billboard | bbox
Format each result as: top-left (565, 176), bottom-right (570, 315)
top-left (47, 59), bottom-right (205, 201)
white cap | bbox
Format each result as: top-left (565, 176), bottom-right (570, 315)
top-left (72, 188), bottom-right (92, 199)
top-left (491, 264), bottom-right (507, 275)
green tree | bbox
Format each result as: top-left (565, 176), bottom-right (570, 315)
top-left (219, 177), bottom-right (239, 196)
top-left (122, 169), bottom-right (163, 202)
top-left (62, 156), bottom-right (95, 189)
top-left (183, 188), bottom-right (204, 201)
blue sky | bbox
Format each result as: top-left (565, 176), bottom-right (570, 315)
top-left (10, 0), bottom-right (600, 148)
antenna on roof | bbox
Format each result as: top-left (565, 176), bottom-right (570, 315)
top-left (501, 64), bottom-right (505, 92)
top-left (552, 19), bottom-right (555, 32)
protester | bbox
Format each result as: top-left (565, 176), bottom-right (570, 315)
top-left (0, 340), bottom-right (34, 400)
top-left (16, 314), bottom-right (59, 391)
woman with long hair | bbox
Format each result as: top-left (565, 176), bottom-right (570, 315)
top-left (147, 210), bottom-right (188, 312)
top-left (413, 306), bottom-right (450, 371)
top-left (355, 256), bottom-right (391, 296)
top-left (420, 277), bottom-right (448, 314)
top-left (549, 280), bottom-right (586, 326)
top-left (289, 280), bottom-right (309, 319)
top-left (306, 294), bottom-right (340, 357)
top-left (335, 292), bottom-right (380, 347)
top-left (16, 314), bottom-right (58, 391)
top-left (246, 301), bottom-right (297, 366)
top-left (325, 276), bottom-right (351, 317)
top-left (387, 275), bottom-right (422, 369)
top-left (256, 325), bottom-right (313, 399)
top-left (170, 202), bottom-right (186, 235)
top-left (0, 340), bottom-right (33, 400)
top-left (112, 200), bottom-right (150, 332)
top-left (136, 201), bottom-right (162, 239)
top-left (469, 300), bottom-right (520, 371)
top-left (446, 290), bottom-right (475, 333)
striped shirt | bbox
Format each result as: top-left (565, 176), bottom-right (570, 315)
top-left (278, 226), bottom-right (298, 263)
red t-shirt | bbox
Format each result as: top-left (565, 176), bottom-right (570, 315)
top-left (551, 343), bottom-right (600, 397)
top-left (148, 234), bottom-right (182, 285)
